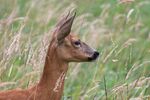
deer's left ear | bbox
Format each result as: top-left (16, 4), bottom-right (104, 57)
top-left (56, 12), bottom-right (76, 44)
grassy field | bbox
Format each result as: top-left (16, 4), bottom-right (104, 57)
top-left (0, 0), bottom-right (150, 100)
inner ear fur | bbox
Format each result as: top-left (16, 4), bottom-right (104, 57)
top-left (55, 12), bottom-right (76, 44)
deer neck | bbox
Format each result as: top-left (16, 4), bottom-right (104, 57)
top-left (36, 45), bottom-right (68, 100)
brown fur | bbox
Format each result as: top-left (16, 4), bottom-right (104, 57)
top-left (0, 12), bottom-right (99, 100)
top-left (0, 40), bottom-right (68, 100)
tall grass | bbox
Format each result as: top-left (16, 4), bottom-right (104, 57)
top-left (0, 0), bottom-right (150, 99)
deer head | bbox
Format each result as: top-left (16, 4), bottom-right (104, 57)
top-left (49, 12), bottom-right (99, 62)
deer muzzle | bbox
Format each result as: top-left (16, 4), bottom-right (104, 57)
top-left (88, 51), bottom-right (99, 61)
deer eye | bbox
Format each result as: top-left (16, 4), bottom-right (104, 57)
top-left (74, 41), bottom-right (81, 47)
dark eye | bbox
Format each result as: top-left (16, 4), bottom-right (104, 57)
top-left (74, 41), bottom-right (81, 47)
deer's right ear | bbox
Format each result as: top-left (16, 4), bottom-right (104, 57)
top-left (55, 12), bottom-right (76, 44)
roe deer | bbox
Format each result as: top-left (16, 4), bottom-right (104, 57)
top-left (0, 12), bottom-right (99, 100)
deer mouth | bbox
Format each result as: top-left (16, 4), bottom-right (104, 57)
top-left (88, 51), bottom-right (99, 61)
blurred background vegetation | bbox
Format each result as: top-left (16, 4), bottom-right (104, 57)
top-left (0, 0), bottom-right (150, 99)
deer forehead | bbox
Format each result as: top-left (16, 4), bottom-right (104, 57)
top-left (68, 34), bottom-right (79, 41)
top-left (63, 34), bottom-right (79, 46)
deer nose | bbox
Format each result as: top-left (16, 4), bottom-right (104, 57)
top-left (88, 51), bottom-right (99, 61)
top-left (93, 51), bottom-right (99, 59)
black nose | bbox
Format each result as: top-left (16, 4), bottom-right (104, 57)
top-left (93, 51), bottom-right (99, 59)
top-left (88, 51), bottom-right (99, 61)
